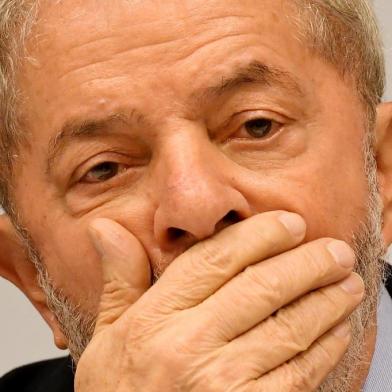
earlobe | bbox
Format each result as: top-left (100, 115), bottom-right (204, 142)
top-left (375, 102), bottom-right (392, 246)
top-left (0, 214), bottom-right (68, 349)
top-left (33, 295), bottom-right (69, 350)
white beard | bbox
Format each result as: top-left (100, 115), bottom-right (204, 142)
top-left (13, 134), bottom-right (387, 391)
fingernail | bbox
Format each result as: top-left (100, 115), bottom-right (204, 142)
top-left (331, 321), bottom-right (351, 338)
top-left (327, 240), bottom-right (355, 268)
top-left (278, 213), bottom-right (306, 238)
top-left (340, 273), bottom-right (365, 295)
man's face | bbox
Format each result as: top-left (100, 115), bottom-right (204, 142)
top-left (13, 0), bottom-right (378, 351)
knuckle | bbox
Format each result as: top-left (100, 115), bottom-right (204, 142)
top-left (251, 223), bottom-right (283, 253)
top-left (99, 280), bottom-right (135, 313)
top-left (243, 264), bottom-right (283, 305)
top-left (130, 333), bottom-right (190, 377)
top-left (190, 239), bottom-right (229, 276)
top-left (199, 367), bottom-right (235, 392)
top-left (315, 289), bottom-right (349, 318)
top-left (146, 318), bottom-right (214, 374)
top-left (286, 358), bottom-right (316, 391)
top-left (195, 238), bottom-right (222, 265)
top-left (174, 241), bottom-right (230, 297)
top-left (122, 314), bottom-right (230, 391)
top-left (271, 309), bottom-right (313, 353)
top-left (123, 313), bottom-right (154, 346)
top-left (311, 340), bottom-right (337, 369)
top-left (237, 216), bottom-right (286, 256)
top-left (297, 240), bottom-right (333, 279)
top-left (102, 279), bottom-right (132, 298)
top-left (173, 320), bottom-right (211, 355)
top-left (197, 357), bottom-right (252, 392)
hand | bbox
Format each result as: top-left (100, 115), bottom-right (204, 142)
top-left (75, 212), bottom-right (363, 391)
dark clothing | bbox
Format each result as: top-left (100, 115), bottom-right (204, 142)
top-left (2, 265), bottom-right (392, 392)
top-left (0, 356), bottom-right (74, 392)
top-left (385, 263), bottom-right (392, 297)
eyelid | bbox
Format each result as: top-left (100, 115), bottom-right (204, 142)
top-left (213, 109), bottom-right (289, 141)
top-left (226, 110), bottom-right (287, 140)
top-left (71, 151), bottom-right (137, 185)
top-left (235, 110), bottom-right (288, 125)
top-left (81, 162), bottom-right (129, 184)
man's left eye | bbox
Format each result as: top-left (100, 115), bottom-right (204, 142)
top-left (243, 118), bottom-right (273, 138)
top-left (82, 162), bottom-right (127, 183)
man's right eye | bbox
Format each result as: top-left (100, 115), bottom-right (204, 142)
top-left (81, 162), bottom-right (128, 183)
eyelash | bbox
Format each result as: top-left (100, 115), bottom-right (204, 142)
top-left (72, 151), bottom-right (137, 186)
top-left (80, 161), bottom-right (129, 184)
top-left (222, 112), bottom-right (284, 145)
top-left (75, 115), bottom-right (284, 186)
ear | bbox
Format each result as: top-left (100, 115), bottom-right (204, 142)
top-left (0, 214), bottom-right (68, 349)
top-left (375, 102), bottom-right (392, 247)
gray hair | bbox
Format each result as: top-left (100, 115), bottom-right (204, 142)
top-left (0, 0), bottom-right (386, 213)
top-left (0, 0), bottom-right (37, 212)
top-left (294, 0), bottom-right (385, 115)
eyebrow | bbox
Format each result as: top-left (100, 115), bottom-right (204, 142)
top-left (193, 60), bottom-right (305, 103)
top-left (47, 110), bottom-right (144, 174)
top-left (46, 61), bottom-right (303, 174)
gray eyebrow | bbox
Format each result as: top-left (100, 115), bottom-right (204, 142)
top-left (193, 60), bottom-right (305, 103)
top-left (46, 110), bottom-right (144, 175)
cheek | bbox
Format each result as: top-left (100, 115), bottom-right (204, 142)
top-left (232, 132), bottom-right (370, 242)
top-left (240, 170), bottom-right (369, 244)
top-left (20, 198), bottom-right (156, 313)
top-left (24, 214), bottom-right (104, 312)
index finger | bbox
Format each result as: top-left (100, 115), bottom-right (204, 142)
top-left (138, 211), bottom-right (306, 312)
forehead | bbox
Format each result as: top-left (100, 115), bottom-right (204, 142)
top-left (19, 0), bottom-right (325, 133)
top-left (35, 0), bottom-right (294, 43)
top-left (28, 0), bottom-right (299, 76)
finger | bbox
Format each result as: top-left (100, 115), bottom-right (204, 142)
top-left (139, 211), bottom-right (306, 312)
top-left (219, 273), bottom-right (363, 378)
top-left (88, 218), bottom-right (151, 335)
top-left (251, 320), bottom-right (351, 392)
top-left (199, 237), bottom-right (356, 340)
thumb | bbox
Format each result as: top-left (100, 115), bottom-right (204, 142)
top-left (88, 218), bottom-right (151, 335)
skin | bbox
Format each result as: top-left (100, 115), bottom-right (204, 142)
top-left (11, 0), bottom-right (384, 306)
top-left (75, 214), bottom-right (362, 391)
top-left (0, 0), bottom-right (391, 389)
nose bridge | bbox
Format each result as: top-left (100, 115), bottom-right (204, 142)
top-left (156, 124), bottom-right (219, 194)
top-left (158, 128), bottom-right (227, 210)
top-left (165, 138), bottom-right (215, 195)
top-left (153, 128), bottom-right (251, 247)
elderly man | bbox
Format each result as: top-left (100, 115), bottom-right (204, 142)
top-left (0, 0), bottom-right (391, 391)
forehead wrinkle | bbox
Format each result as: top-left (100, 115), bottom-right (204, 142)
top-left (31, 2), bottom-right (276, 83)
top-left (58, 33), bottom-right (187, 83)
top-left (191, 60), bottom-right (305, 105)
top-left (46, 109), bottom-right (144, 176)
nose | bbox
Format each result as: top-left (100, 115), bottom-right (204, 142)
top-left (153, 136), bottom-right (251, 251)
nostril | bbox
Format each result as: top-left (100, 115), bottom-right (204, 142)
top-left (165, 211), bottom-right (243, 243)
top-left (167, 227), bottom-right (187, 241)
top-left (223, 210), bottom-right (242, 225)
top-left (214, 210), bottom-right (242, 233)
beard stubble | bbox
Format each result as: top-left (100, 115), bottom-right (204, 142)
top-left (12, 136), bottom-right (387, 392)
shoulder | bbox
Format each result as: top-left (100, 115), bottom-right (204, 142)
top-left (0, 356), bottom-right (74, 392)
